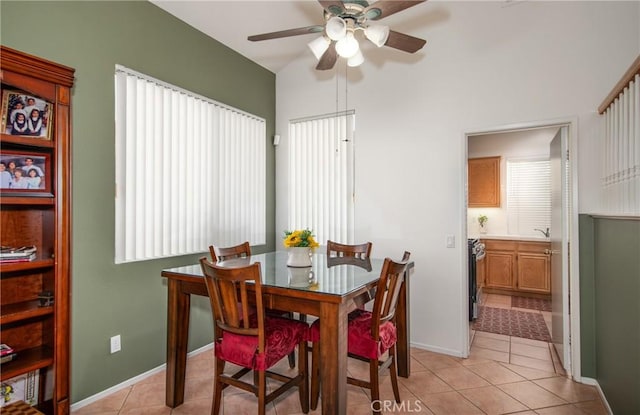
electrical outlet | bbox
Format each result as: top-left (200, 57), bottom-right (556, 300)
top-left (110, 335), bottom-right (121, 354)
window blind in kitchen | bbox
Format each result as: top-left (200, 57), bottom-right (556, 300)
top-left (287, 111), bottom-right (355, 245)
top-left (506, 158), bottom-right (551, 237)
top-left (114, 65), bottom-right (266, 263)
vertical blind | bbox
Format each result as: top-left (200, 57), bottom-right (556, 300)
top-left (506, 159), bottom-right (551, 236)
top-left (288, 111), bottom-right (355, 245)
top-left (602, 73), bottom-right (640, 215)
top-left (115, 65), bottom-right (266, 263)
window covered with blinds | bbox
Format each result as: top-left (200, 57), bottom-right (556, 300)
top-left (287, 111), bottom-right (355, 245)
top-left (506, 158), bottom-right (551, 237)
top-left (114, 65), bottom-right (266, 263)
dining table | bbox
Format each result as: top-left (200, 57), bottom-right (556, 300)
top-left (161, 251), bottom-right (414, 415)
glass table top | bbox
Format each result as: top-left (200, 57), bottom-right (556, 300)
top-left (163, 251), bottom-right (384, 296)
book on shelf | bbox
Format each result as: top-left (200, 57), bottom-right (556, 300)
top-left (0, 344), bottom-right (14, 357)
top-left (0, 245), bottom-right (37, 259)
top-left (0, 352), bottom-right (17, 364)
top-left (0, 253), bottom-right (36, 263)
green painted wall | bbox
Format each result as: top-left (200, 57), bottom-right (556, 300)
top-left (578, 215), bottom-right (596, 377)
top-left (579, 215), bottom-right (640, 415)
top-left (1, 1), bottom-right (276, 403)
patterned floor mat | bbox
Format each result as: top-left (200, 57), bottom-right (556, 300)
top-left (511, 296), bottom-right (552, 312)
top-left (472, 306), bottom-right (551, 342)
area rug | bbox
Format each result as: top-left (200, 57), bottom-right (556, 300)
top-left (511, 296), bottom-right (552, 312)
top-left (472, 306), bottom-right (551, 342)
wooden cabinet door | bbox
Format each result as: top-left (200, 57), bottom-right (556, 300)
top-left (485, 251), bottom-right (514, 289)
top-left (468, 156), bottom-right (501, 207)
top-left (517, 252), bottom-right (550, 293)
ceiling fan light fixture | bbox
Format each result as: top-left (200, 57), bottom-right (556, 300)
top-left (325, 16), bottom-right (347, 41)
top-left (308, 36), bottom-right (331, 60)
top-left (335, 31), bottom-right (359, 58)
top-left (347, 50), bottom-right (364, 67)
top-left (364, 25), bottom-right (390, 47)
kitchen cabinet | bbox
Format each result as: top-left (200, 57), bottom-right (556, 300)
top-left (517, 242), bottom-right (550, 294)
top-left (482, 239), bottom-right (550, 296)
top-left (0, 46), bottom-right (74, 414)
top-left (468, 156), bottom-right (501, 207)
top-left (483, 240), bottom-right (516, 290)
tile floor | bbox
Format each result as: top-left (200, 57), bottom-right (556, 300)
top-left (73, 296), bottom-right (608, 414)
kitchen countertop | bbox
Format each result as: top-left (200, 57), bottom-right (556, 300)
top-left (469, 234), bottom-right (550, 242)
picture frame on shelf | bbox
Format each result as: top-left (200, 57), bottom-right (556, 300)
top-left (0, 89), bottom-right (53, 140)
top-left (0, 149), bottom-right (52, 197)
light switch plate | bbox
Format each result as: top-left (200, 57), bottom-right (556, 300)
top-left (446, 235), bottom-right (455, 248)
top-left (110, 335), bottom-right (121, 354)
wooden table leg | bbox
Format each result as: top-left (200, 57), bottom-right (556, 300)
top-left (396, 263), bottom-right (413, 378)
top-left (166, 279), bottom-right (191, 407)
top-left (319, 302), bottom-right (348, 415)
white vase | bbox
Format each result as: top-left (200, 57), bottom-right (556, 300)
top-left (288, 267), bottom-right (313, 287)
top-left (287, 246), bottom-right (312, 267)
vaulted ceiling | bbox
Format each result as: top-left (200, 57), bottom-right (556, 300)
top-left (150, 0), bottom-right (435, 73)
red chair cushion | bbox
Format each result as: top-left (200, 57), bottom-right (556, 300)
top-left (215, 315), bottom-right (308, 370)
top-left (308, 309), bottom-right (397, 359)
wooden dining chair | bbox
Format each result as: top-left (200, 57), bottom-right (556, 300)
top-left (327, 240), bottom-right (373, 259)
top-left (326, 255), bottom-right (373, 272)
top-left (296, 240), bottom-right (374, 324)
top-left (309, 253), bottom-right (411, 414)
top-left (199, 257), bottom-right (309, 415)
top-left (209, 241), bottom-right (252, 262)
top-left (209, 242), bottom-right (298, 368)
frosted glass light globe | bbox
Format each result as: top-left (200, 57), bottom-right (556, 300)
top-left (308, 36), bottom-right (331, 60)
top-left (347, 50), bottom-right (364, 67)
top-left (335, 32), bottom-right (359, 58)
top-left (325, 16), bottom-right (347, 41)
top-left (364, 25), bottom-right (390, 47)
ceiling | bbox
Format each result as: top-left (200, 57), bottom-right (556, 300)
top-left (150, 0), bottom-right (435, 73)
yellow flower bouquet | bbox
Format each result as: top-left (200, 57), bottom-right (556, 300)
top-left (283, 229), bottom-right (320, 249)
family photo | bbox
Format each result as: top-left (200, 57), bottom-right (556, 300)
top-left (0, 152), bottom-right (47, 190)
top-left (1, 90), bottom-right (52, 139)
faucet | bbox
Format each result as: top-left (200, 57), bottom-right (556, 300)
top-left (534, 228), bottom-right (550, 238)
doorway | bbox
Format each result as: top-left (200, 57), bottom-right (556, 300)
top-left (463, 119), bottom-right (581, 380)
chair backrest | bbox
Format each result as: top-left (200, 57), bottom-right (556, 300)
top-left (209, 241), bottom-right (251, 262)
top-left (370, 253), bottom-right (410, 340)
top-left (326, 240), bottom-right (372, 259)
top-left (327, 256), bottom-right (373, 271)
top-left (199, 256), bottom-right (265, 351)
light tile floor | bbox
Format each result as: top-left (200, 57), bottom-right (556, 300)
top-left (73, 296), bottom-right (607, 414)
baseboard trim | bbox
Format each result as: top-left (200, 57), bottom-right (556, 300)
top-left (70, 343), bottom-right (214, 411)
top-left (580, 377), bottom-right (613, 415)
top-left (410, 341), bottom-right (465, 358)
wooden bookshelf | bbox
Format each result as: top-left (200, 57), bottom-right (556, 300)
top-left (0, 45), bottom-right (74, 415)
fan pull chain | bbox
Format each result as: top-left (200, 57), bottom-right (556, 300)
top-left (343, 62), bottom-right (349, 142)
top-left (335, 63), bottom-right (340, 148)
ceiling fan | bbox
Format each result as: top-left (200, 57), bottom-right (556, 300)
top-left (248, 0), bottom-right (428, 70)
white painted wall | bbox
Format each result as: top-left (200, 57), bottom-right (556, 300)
top-left (275, 2), bottom-right (639, 356)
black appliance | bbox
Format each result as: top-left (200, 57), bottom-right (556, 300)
top-left (468, 238), bottom-right (485, 321)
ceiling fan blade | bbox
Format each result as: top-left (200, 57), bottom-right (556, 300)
top-left (316, 42), bottom-right (338, 70)
top-left (318, 0), bottom-right (345, 16)
top-left (384, 30), bottom-right (426, 53)
top-left (248, 25), bottom-right (324, 42)
top-left (364, 0), bottom-right (427, 20)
